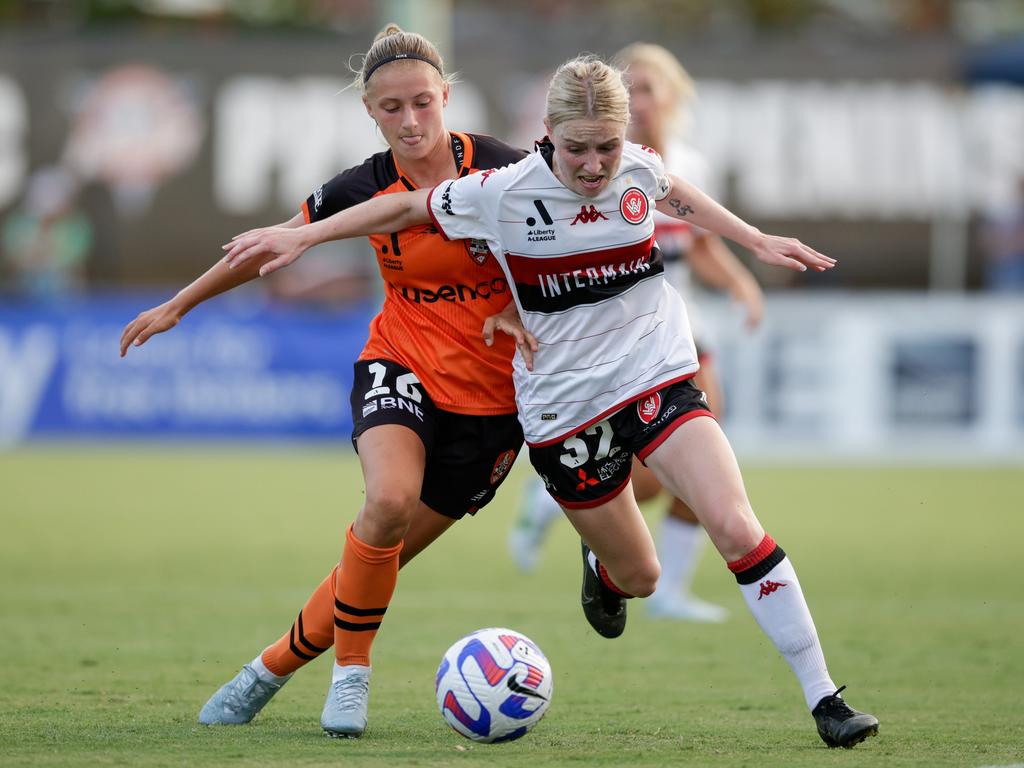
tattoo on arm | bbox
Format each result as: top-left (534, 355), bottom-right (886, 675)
top-left (669, 199), bottom-right (695, 218)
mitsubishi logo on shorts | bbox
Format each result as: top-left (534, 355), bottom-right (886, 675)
top-left (576, 468), bottom-right (599, 492)
top-left (571, 205), bottom-right (609, 225)
top-left (637, 393), bottom-right (661, 424)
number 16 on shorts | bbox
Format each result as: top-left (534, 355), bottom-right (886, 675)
top-left (350, 359), bottom-right (434, 444)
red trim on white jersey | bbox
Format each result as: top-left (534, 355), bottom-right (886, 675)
top-left (526, 371), bottom-right (698, 448)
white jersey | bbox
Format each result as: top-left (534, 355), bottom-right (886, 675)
top-left (428, 140), bottom-right (699, 446)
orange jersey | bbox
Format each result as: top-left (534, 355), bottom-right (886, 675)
top-left (302, 132), bottom-right (526, 415)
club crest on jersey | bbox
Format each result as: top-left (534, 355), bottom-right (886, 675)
top-left (465, 238), bottom-right (491, 265)
top-left (620, 187), bottom-right (649, 225)
top-left (637, 393), bottom-right (661, 424)
top-left (489, 449), bottom-right (517, 484)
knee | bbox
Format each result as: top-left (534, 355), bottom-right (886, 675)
top-left (703, 502), bottom-right (764, 562)
top-left (617, 558), bottom-right (660, 598)
top-left (360, 486), bottom-right (420, 543)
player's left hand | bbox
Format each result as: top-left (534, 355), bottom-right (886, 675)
top-left (222, 227), bottom-right (309, 277)
top-left (750, 233), bottom-right (836, 273)
top-left (483, 301), bottom-right (539, 371)
top-left (732, 278), bottom-right (765, 330)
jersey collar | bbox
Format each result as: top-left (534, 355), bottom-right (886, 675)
top-left (392, 132), bottom-right (475, 190)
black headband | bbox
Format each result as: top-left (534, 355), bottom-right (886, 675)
top-left (364, 52), bottom-right (443, 84)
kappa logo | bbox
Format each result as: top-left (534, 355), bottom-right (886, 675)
top-left (489, 449), bottom-right (517, 484)
top-left (639, 144), bottom-right (662, 160)
top-left (620, 187), bottom-right (649, 225)
top-left (571, 205), bottom-right (608, 225)
top-left (637, 393), bottom-right (661, 424)
top-left (440, 182), bottom-right (455, 215)
top-left (757, 580), bottom-right (787, 600)
top-left (313, 185), bottom-right (324, 212)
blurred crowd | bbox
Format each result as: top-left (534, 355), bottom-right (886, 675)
top-left (2, 0), bottom-right (1024, 302)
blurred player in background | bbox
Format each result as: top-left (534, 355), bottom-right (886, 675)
top-left (121, 25), bottom-right (531, 739)
top-left (508, 43), bottom-right (764, 623)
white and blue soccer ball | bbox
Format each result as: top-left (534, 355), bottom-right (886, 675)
top-left (435, 627), bottom-right (553, 743)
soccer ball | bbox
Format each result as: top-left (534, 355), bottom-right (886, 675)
top-left (435, 627), bottom-right (553, 743)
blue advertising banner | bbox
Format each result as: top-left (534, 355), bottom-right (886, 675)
top-left (0, 295), bottom-right (376, 445)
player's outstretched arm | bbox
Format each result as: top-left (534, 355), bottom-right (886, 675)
top-left (656, 173), bottom-right (836, 273)
top-left (482, 300), bottom-right (539, 371)
top-left (222, 188), bottom-right (432, 277)
top-left (689, 233), bottom-right (765, 329)
top-left (119, 213), bottom-right (304, 356)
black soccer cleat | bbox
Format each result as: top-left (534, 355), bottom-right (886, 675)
top-left (580, 540), bottom-right (627, 639)
top-left (811, 685), bottom-right (879, 748)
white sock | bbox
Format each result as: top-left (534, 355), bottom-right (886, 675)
top-left (251, 654), bottom-right (291, 685)
top-left (332, 662), bottom-right (371, 683)
top-left (521, 477), bottom-right (564, 532)
top-left (734, 552), bottom-right (836, 710)
top-left (654, 516), bottom-right (705, 599)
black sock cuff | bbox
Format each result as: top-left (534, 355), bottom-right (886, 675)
top-left (733, 543), bottom-right (786, 585)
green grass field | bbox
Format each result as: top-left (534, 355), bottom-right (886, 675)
top-left (1, 448), bottom-right (1022, 767)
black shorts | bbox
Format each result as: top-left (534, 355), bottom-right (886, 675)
top-left (528, 377), bottom-right (714, 509)
top-left (351, 359), bottom-right (523, 519)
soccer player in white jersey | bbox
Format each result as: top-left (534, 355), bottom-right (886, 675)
top-left (221, 55), bottom-right (879, 750)
top-left (508, 43), bottom-right (766, 625)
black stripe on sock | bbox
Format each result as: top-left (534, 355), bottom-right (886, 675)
top-left (288, 624), bottom-right (318, 661)
top-left (295, 611), bottom-right (329, 654)
top-left (733, 544), bottom-right (787, 585)
top-left (334, 617), bottom-right (382, 632)
top-left (335, 598), bottom-right (388, 617)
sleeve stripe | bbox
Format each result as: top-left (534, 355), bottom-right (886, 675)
top-left (301, 199), bottom-right (311, 224)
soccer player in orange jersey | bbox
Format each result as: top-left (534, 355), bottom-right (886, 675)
top-left (120, 25), bottom-right (534, 738)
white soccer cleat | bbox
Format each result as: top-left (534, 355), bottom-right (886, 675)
top-left (646, 593), bottom-right (729, 623)
top-left (321, 664), bottom-right (371, 738)
top-left (198, 664), bottom-right (287, 725)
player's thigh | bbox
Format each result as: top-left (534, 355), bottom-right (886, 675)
top-left (354, 424), bottom-right (427, 544)
top-left (630, 457), bottom-right (663, 502)
top-left (561, 489), bottom-right (659, 595)
top-left (350, 358), bottom-right (435, 541)
top-left (643, 415), bottom-right (762, 560)
top-left (528, 427), bottom-right (657, 590)
top-left (420, 411), bottom-right (523, 521)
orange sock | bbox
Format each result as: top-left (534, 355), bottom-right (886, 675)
top-left (334, 525), bottom-right (403, 667)
top-left (260, 566), bottom-right (337, 677)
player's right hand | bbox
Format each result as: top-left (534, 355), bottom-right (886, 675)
top-left (483, 301), bottom-right (539, 371)
top-left (222, 226), bottom-right (308, 277)
top-left (120, 301), bottom-right (183, 357)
